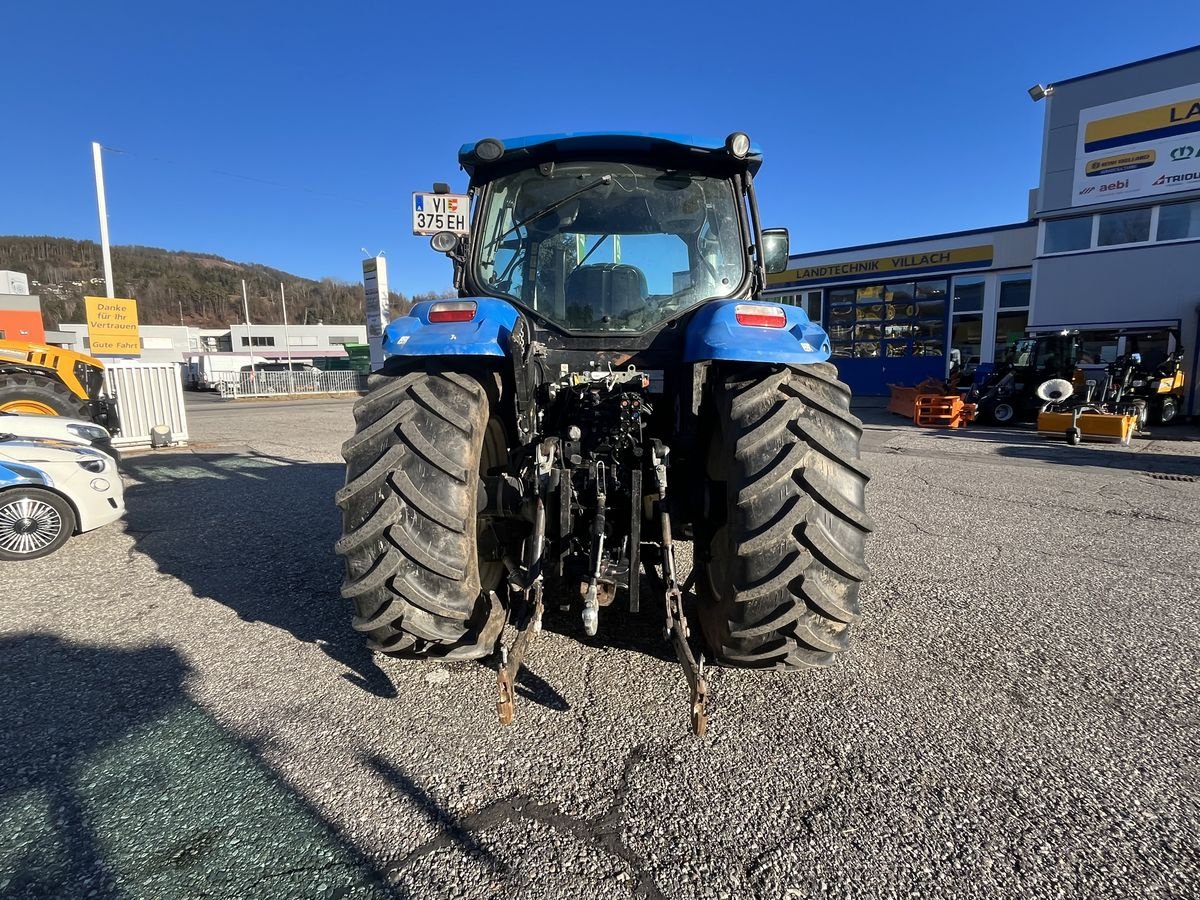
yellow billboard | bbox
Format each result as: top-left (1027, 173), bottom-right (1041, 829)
top-left (768, 244), bottom-right (993, 288)
top-left (84, 296), bottom-right (141, 356)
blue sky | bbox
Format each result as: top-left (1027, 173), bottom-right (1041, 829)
top-left (4, 1), bottom-right (1199, 297)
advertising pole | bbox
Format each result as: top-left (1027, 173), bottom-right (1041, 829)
top-left (363, 254), bottom-right (390, 370)
top-left (91, 142), bottom-right (115, 299)
top-left (280, 281), bottom-right (295, 394)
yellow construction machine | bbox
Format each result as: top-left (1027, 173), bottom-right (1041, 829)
top-left (0, 339), bottom-right (119, 432)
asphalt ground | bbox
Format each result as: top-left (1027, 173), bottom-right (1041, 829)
top-left (3, 394), bottom-right (1199, 899)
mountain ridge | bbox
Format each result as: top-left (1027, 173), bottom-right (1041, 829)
top-left (0, 236), bottom-right (452, 329)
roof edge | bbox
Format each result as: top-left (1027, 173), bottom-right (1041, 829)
top-left (1051, 43), bottom-right (1200, 88)
top-left (786, 221), bottom-right (1035, 262)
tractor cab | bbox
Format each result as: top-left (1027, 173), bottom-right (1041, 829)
top-left (426, 132), bottom-right (790, 344)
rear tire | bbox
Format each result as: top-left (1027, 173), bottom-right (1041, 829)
top-left (698, 363), bottom-right (872, 668)
top-left (334, 368), bottom-right (508, 658)
top-left (0, 373), bottom-right (90, 418)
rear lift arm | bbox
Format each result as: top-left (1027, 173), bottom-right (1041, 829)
top-left (493, 434), bottom-right (708, 736)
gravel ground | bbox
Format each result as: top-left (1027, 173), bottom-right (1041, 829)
top-left (2, 395), bottom-right (1199, 899)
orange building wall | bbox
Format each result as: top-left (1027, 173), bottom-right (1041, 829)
top-left (0, 309), bottom-right (46, 343)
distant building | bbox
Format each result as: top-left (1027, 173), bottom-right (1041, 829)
top-left (766, 43), bottom-right (1200, 415)
top-left (0, 293), bottom-right (45, 343)
top-left (57, 322), bottom-right (368, 364)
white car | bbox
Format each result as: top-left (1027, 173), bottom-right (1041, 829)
top-left (0, 411), bottom-right (119, 461)
top-left (0, 438), bottom-right (126, 560)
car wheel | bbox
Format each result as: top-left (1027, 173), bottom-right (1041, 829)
top-left (0, 488), bottom-right (77, 560)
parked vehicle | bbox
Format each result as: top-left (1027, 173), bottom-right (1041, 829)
top-left (335, 132), bottom-right (871, 733)
top-left (973, 328), bottom-right (1186, 428)
top-left (185, 354), bottom-right (268, 390)
top-left (0, 339), bottom-right (119, 432)
top-left (0, 437), bottom-right (125, 560)
top-left (969, 332), bottom-right (1083, 424)
top-left (243, 361), bottom-right (320, 374)
top-left (1120, 345), bottom-right (1186, 425)
top-left (0, 411), bottom-right (119, 461)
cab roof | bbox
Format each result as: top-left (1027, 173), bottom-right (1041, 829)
top-left (458, 131), bottom-right (764, 178)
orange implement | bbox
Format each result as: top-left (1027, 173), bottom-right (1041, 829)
top-left (913, 394), bottom-right (975, 428)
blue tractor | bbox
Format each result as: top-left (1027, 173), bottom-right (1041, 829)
top-left (335, 133), bottom-right (872, 733)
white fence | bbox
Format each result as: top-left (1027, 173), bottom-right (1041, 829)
top-left (105, 362), bottom-right (190, 448)
top-left (216, 370), bottom-right (368, 398)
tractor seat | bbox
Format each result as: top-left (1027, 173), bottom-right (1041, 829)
top-left (565, 263), bottom-right (648, 325)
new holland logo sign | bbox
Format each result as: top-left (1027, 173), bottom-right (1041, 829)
top-left (1073, 81), bottom-right (1200, 207)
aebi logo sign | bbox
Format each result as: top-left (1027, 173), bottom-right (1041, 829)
top-left (1078, 178), bottom-right (1130, 196)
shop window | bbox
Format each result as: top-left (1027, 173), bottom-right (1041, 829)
top-left (950, 314), bottom-right (983, 368)
top-left (1157, 200), bottom-right (1200, 241)
top-left (952, 277), bottom-right (984, 313)
top-left (1044, 216), bottom-right (1092, 253)
top-left (820, 279), bottom-right (945, 360)
top-left (994, 311), bottom-right (1029, 360)
top-left (1097, 208), bottom-right (1151, 246)
top-left (803, 290), bottom-right (822, 322)
top-left (998, 277), bottom-right (1031, 308)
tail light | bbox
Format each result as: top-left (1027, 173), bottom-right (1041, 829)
top-left (428, 301), bottom-right (477, 323)
top-left (734, 304), bottom-right (787, 328)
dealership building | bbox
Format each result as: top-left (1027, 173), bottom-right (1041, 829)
top-left (767, 44), bottom-right (1200, 415)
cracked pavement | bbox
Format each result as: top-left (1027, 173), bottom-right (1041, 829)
top-left (2, 394), bottom-right (1199, 899)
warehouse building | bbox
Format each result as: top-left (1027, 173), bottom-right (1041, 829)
top-left (56, 322), bottom-right (367, 364)
top-left (767, 44), bottom-right (1200, 415)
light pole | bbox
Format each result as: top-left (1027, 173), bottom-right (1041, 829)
top-left (242, 280), bottom-right (258, 394)
top-left (91, 142), bottom-right (115, 299)
top-left (280, 282), bottom-right (296, 395)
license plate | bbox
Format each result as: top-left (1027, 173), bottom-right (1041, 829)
top-left (412, 192), bottom-right (470, 235)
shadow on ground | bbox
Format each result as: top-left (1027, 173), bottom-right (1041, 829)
top-left (121, 449), bottom-right (678, 710)
top-left (0, 634), bottom-right (400, 898)
top-left (120, 450), bottom-right (397, 698)
top-left (996, 442), bottom-right (1200, 475)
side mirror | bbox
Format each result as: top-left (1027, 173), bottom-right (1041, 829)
top-left (761, 228), bottom-right (790, 274)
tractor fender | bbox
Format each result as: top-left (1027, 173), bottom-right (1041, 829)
top-left (682, 299), bottom-right (831, 365)
top-left (383, 298), bottom-right (520, 358)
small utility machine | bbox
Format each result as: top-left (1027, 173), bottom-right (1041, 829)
top-left (335, 133), bottom-right (872, 733)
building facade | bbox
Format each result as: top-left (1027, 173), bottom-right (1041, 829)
top-left (766, 44), bottom-right (1200, 414)
top-left (766, 224), bottom-right (1036, 397)
top-left (57, 322), bottom-right (367, 364)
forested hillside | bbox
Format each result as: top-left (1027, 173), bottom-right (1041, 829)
top-left (0, 236), bottom-right (451, 328)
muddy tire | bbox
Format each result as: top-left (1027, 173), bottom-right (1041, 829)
top-left (335, 368), bottom-right (508, 658)
top-left (0, 373), bottom-right (90, 418)
top-left (698, 362), bottom-right (872, 668)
